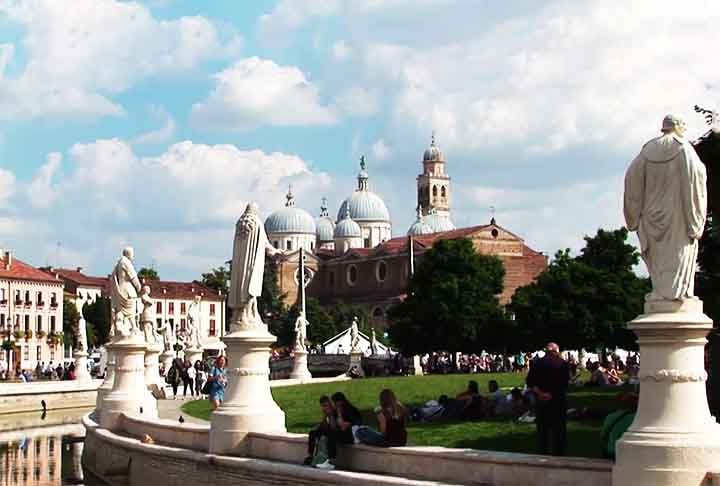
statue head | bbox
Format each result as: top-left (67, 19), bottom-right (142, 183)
top-left (194, 295), bottom-right (201, 303)
top-left (661, 114), bottom-right (687, 137)
top-left (122, 246), bottom-right (135, 260)
top-left (141, 285), bottom-right (150, 296)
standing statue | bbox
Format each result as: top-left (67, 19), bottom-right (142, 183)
top-left (349, 317), bottom-right (360, 352)
top-left (370, 328), bottom-right (378, 356)
top-left (186, 295), bottom-right (203, 348)
top-left (157, 320), bottom-right (174, 353)
top-left (294, 311), bottom-right (308, 352)
top-left (77, 316), bottom-right (88, 352)
top-left (624, 114), bottom-right (708, 302)
top-left (229, 203), bottom-right (281, 331)
top-left (139, 286), bottom-right (159, 344)
top-left (110, 247), bottom-right (142, 338)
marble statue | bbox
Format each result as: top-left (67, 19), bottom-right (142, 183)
top-left (77, 316), bottom-right (88, 352)
top-left (293, 311), bottom-right (308, 352)
top-left (110, 247), bottom-right (142, 338)
top-left (350, 317), bottom-right (360, 352)
top-left (186, 295), bottom-right (203, 348)
top-left (624, 114), bottom-right (708, 302)
top-left (157, 320), bottom-right (174, 352)
top-left (228, 203), bottom-right (281, 331)
top-left (370, 328), bottom-right (378, 356)
top-left (139, 286), bottom-right (159, 344)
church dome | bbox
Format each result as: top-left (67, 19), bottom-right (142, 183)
top-left (316, 198), bottom-right (336, 243)
top-left (407, 207), bottom-right (434, 236)
top-left (265, 188), bottom-right (316, 235)
top-left (423, 133), bottom-right (443, 162)
top-left (337, 155), bottom-right (391, 223)
top-left (424, 209), bottom-right (455, 232)
top-left (334, 209), bottom-right (362, 238)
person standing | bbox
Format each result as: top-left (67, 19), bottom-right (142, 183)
top-left (526, 342), bottom-right (570, 456)
top-left (166, 358), bottom-right (182, 400)
top-left (184, 361), bottom-right (196, 399)
top-left (207, 356), bottom-right (227, 410)
top-left (194, 360), bottom-right (206, 398)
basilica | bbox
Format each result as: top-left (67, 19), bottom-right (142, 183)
top-left (263, 136), bottom-right (547, 327)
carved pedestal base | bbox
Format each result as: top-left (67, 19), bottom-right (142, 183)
top-left (348, 350), bottom-right (364, 377)
top-left (144, 343), bottom-right (164, 399)
top-left (290, 349), bottom-right (312, 382)
top-left (209, 328), bottom-right (286, 455)
top-left (99, 337), bottom-right (157, 431)
top-left (613, 298), bottom-right (720, 486)
top-left (95, 349), bottom-right (115, 412)
top-left (73, 351), bottom-right (92, 382)
top-left (184, 346), bottom-right (204, 366)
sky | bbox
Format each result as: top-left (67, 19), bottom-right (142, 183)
top-left (0, 0), bottom-right (718, 280)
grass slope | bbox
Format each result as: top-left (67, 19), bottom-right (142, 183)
top-left (182, 373), bottom-right (622, 458)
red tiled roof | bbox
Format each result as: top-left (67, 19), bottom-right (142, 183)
top-left (139, 280), bottom-right (224, 302)
top-left (49, 268), bottom-right (108, 288)
top-left (0, 255), bottom-right (61, 284)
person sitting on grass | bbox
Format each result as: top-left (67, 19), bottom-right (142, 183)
top-left (601, 392), bottom-right (638, 459)
top-left (605, 362), bottom-right (623, 386)
top-left (356, 389), bottom-right (408, 447)
top-left (495, 388), bottom-right (530, 418)
top-left (304, 395), bottom-right (339, 470)
top-left (487, 380), bottom-right (506, 408)
top-left (456, 380), bottom-right (480, 402)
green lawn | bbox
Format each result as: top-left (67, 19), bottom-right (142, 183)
top-left (182, 373), bottom-right (626, 458)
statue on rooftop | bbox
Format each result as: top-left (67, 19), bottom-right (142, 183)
top-left (624, 114), bottom-right (708, 302)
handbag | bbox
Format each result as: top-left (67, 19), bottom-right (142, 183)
top-left (201, 380), bottom-right (211, 395)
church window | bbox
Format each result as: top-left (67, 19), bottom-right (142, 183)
top-left (441, 186), bottom-right (447, 198)
top-left (491, 228), bottom-right (499, 239)
top-left (273, 241), bottom-right (279, 249)
top-left (286, 240), bottom-right (292, 251)
top-left (433, 185), bottom-right (438, 198)
top-left (347, 265), bottom-right (358, 286)
top-left (364, 238), bottom-right (371, 248)
top-left (376, 261), bottom-right (388, 282)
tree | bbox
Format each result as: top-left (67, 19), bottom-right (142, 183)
top-left (387, 238), bottom-right (506, 356)
top-left (271, 298), bottom-right (336, 347)
top-left (258, 258), bottom-right (286, 321)
top-left (63, 298), bottom-right (81, 350)
top-left (138, 267), bottom-right (159, 281)
top-left (83, 297), bottom-right (112, 346)
top-left (201, 266), bottom-right (230, 294)
top-left (509, 228), bottom-right (649, 352)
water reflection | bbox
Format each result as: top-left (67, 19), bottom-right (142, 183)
top-left (0, 409), bottom-right (96, 486)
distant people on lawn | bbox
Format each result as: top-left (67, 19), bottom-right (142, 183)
top-left (526, 342), bottom-right (570, 456)
top-left (206, 356), bottom-right (227, 410)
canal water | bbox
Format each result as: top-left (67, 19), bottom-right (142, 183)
top-left (0, 408), bottom-right (103, 486)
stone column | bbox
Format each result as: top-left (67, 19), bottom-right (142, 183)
top-left (209, 329), bottom-right (286, 454)
top-left (614, 298), bottom-right (720, 486)
top-left (348, 350), bottom-right (364, 377)
top-left (95, 349), bottom-right (115, 411)
top-left (73, 350), bottom-right (91, 382)
top-left (144, 342), bottom-right (164, 399)
top-left (99, 336), bottom-right (157, 431)
top-left (289, 349), bottom-right (312, 382)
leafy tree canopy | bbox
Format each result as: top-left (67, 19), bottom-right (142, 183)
top-left (201, 266), bottom-right (230, 294)
top-left (63, 298), bottom-right (81, 349)
top-left (83, 296), bottom-right (112, 346)
top-left (138, 267), bottom-right (159, 281)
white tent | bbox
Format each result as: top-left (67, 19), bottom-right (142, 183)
top-left (322, 328), bottom-right (390, 356)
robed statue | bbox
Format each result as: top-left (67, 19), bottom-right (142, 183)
top-left (624, 114), bottom-right (708, 302)
top-left (186, 295), bottom-right (203, 348)
top-left (229, 202), bottom-right (281, 331)
top-left (110, 247), bottom-right (142, 338)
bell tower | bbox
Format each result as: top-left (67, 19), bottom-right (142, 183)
top-left (417, 133), bottom-right (451, 217)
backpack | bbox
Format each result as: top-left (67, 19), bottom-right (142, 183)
top-left (166, 366), bottom-right (177, 384)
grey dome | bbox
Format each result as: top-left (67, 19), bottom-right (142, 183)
top-left (317, 216), bottom-right (335, 242)
top-left (407, 207), bottom-right (434, 236)
top-left (334, 211), bottom-right (362, 238)
top-left (424, 212), bottom-right (455, 232)
top-left (265, 188), bottom-right (316, 235)
top-left (337, 191), bottom-right (390, 222)
top-left (423, 134), bottom-right (443, 162)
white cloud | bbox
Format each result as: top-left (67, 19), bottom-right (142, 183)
top-left (371, 138), bottom-right (392, 161)
top-left (0, 44), bottom-right (14, 77)
top-left (191, 57), bottom-right (337, 131)
top-left (131, 107), bottom-right (177, 146)
top-left (257, 0), bottom-right (341, 47)
top-left (335, 86), bottom-right (379, 117)
top-left (27, 152), bottom-right (62, 209)
top-left (331, 40), bottom-right (351, 61)
top-left (0, 0), bottom-right (242, 120)
top-left (0, 168), bottom-right (16, 208)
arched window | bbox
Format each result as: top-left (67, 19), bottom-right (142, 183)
top-left (441, 186), bottom-right (447, 198)
top-left (432, 185), bottom-right (438, 198)
top-left (347, 265), bottom-right (358, 286)
top-left (376, 260), bottom-right (388, 282)
top-left (286, 240), bottom-right (292, 250)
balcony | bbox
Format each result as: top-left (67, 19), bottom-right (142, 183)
top-left (14, 300), bottom-right (22, 306)
top-left (0, 299), bottom-right (6, 307)
top-left (50, 301), bottom-right (58, 309)
top-left (37, 301), bottom-right (45, 308)
top-left (24, 301), bottom-right (32, 308)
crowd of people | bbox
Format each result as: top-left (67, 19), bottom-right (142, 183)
top-left (0, 360), bottom-right (82, 382)
top-left (163, 358), bottom-right (211, 400)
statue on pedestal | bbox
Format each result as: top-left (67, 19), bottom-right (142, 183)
top-left (370, 328), bottom-right (378, 356)
top-left (139, 286), bottom-right (159, 344)
top-left (186, 295), bottom-right (203, 348)
top-left (157, 320), bottom-right (174, 353)
top-left (349, 317), bottom-right (360, 352)
top-left (293, 311), bottom-right (308, 352)
top-left (110, 247), bottom-right (142, 338)
top-left (624, 114), bottom-right (708, 302)
top-left (228, 203), bottom-right (281, 331)
top-left (76, 316), bottom-right (88, 353)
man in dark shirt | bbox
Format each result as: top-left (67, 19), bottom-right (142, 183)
top-left (331, 392), bottom-right (363, 445)
top-left (526, 342), bottom-right (570, 456)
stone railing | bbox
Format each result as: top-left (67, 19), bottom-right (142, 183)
top-left (121, 413), bottom-right (209, 452)
top-left (0, 379), bottom-right (101, 414)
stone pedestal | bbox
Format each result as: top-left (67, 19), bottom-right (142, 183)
top-left (412, 355), bottom-right (424, 376)
top-left (73, 350), bottom-right (92, 382)
top-left (348, 350), bottom-right (364, 377)
top-left (209, 329), bottom-right (286, 455)
top-left (160, 350), bottom-right (174, 374)
top-left (144, 343), bottom-right (165, 399)
top-left (289, 349), bottom-right (312, 382)
top-left (95, 349), bottom-right (116, 412)
top-left (184, 346), bottom-right (204, 366)
top-left (99, 337), bottom-right (157, 431)
top-left (614, 298), bottom-right (720, 486)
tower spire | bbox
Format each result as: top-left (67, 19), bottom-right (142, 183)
top-left (320, 197), bottom-right (329, 217)
top-left (357, 155), bottom-right (369, 191)
top-left (285, 184), bottom-right (295, 207)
